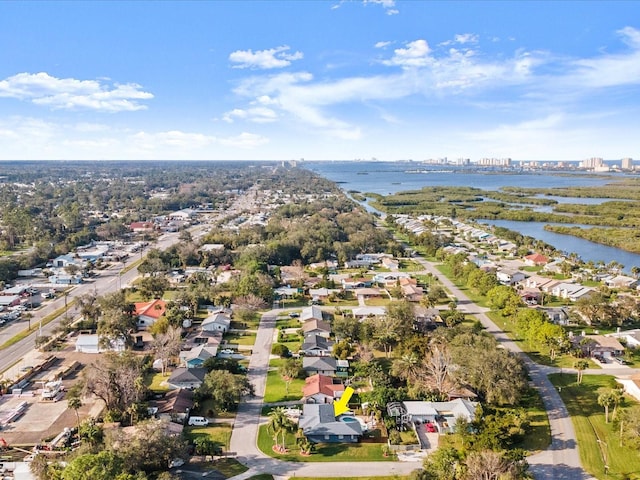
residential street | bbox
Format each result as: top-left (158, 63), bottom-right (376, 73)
top-left (228, 252), bottom-right (604, 480)
top-left (412, 256), bottom-right (595, 480)
top-left (228, 311), bottom-right (422, 478)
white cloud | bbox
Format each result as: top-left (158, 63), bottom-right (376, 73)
top-left (229, 46), bottom-right (303, 70)
top-left (455, 33), bottom-right (479, 44)
top-left (383, 40), bottom-right (432, 68)
top-left (222, 106), bottom-right (278, 123)
top-left (219, 132), bottom-right (269, 148)
top-left (364, 0), bottom-right (398, 15)
top-left (0, 72), bottom-right (153, 112)
top-left (375, 41), bottom-right (392, 49)
top-left (132, 130), bottom-right (216, 149)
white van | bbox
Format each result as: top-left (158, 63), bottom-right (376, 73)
top-left (187, 416), bottom-right (209, 426)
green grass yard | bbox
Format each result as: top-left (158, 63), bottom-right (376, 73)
top-left (549, 373), bottom-right (640, 480)
top-left (263, 358), bottom-right (305, 403)
top-left (184, 423), bottom-right (233, 452)
top-left (257, 425), bottom-right (394, 462)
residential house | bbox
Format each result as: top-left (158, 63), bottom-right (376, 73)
top-left (413, 306), bottom-right (444, 332)
top-left (201, 313), bottom-right (231, 333)
top-left (607, 328), bottom-right (640, 349)
top-left (524, 253), bottom-right (549, 266)
top-left (604, 275), bottom-right (639, 289)
top-left (341, 278), bottom-right (372, 290)
top-left (182, 330), bottom-right (223, 350)
top-left (542, 307), bottom-right (570, 325)
top-left (167, 367), bottom-right (207, 390)
top-left (135, 299), bottom-right (167, 330)
top-left (179, 344), bottom-right (219, 369)
top-left (149, 388), bottom-right (194, 423)
top-left (274, 286), bottom-right (299, 299)
top-left (301, 319), bottom-right (332, 339)
top-left (373, 272), bottom-right (411, 288)
top-left (496, 268), bottom-right (526, 286)
top-left (302, 374), bottom-right (345, 404)
top-left (520, 287), bottom-right (542, 305)
top-left (336, 359), bottom-right (350, 378)
top-left (572, 334), bottom-right (625, 359)
top-left (401, 283), bottom-right (424, 302)
top-left (618, 374), bottom-right (640, 402)
top-left (130, 221), bottom-right (155, 233)
top-left (402, 398), bottom-right (479, 434)
top-left (551, 283), bottom-right (594, 302)
top-left (299, 404), bottom-right (362, 443)
top-left (300, 334), bottom-right (334, 356)
top-left (75, 333), bottom-right (126, 354)
top-left (543, 259), bottom-right (566, 274)
top-left (303, 356), bottom-right (337, 376)
top-left (354, 287), bottom-right (383, 301)
top-left (301, 305), bottom-right (324, 323)
top-left (308, 288), bottom-right (341, 303)
top-left (351, 306), bottom-right (386, 320)
top-left (381, 257), bottom-right (399, 271)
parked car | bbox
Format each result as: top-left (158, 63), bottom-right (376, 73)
top-left (425, 422), bottom-right (437, 433)
top-left (187, 416), bottom-right (209, 426)
top-left (613, 356), bottom-right (626, 365)
top-left (288, 312), bottom-right (300, 318)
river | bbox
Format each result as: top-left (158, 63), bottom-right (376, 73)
top-left (306, 161), bottom-right (640, 271)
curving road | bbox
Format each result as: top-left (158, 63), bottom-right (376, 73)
top-left (412, 256), bottom-right (594, 480)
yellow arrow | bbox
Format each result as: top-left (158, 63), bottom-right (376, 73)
top-left (333, 386), bottom-right (354, 417)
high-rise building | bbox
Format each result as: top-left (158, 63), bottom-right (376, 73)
top-left (581, 157), bottom-right (604, 169)
top-left (621, 157), bottom-right (633, 170)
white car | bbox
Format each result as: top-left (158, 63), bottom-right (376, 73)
top-left (220, 349), bottom-right (235, 354)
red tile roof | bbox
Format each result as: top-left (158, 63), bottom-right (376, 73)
top-left (302, 374), bottom-right (344, 399)
top-left (134, 299), bottom-right (167, 319)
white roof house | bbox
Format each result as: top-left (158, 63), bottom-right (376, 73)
top-left (75, 334), bottom-right (126, 354)
top-left (201, 313), bottom-right (231, 333)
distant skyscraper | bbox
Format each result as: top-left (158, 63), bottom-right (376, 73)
top-left (621, 157), bottom-right (633, 170)
top-left (581, 157), bottom-right (604, 169)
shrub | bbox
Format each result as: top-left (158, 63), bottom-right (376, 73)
top-left (271, 343), bottom-right (290, 358)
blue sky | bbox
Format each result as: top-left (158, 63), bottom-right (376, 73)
top-left (1, 0), bottom-right (639, 161)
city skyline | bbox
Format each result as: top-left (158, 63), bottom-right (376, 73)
top-left (1, 1), bottom-right (639, 161)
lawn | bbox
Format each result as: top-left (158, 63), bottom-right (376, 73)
top-left (276, 317), bottom-right (302, 329)
top-left (515, 387), bottom-right (551, 452)
top-left (184, 423), bottom-right (233, 452)
top-left (264, 359), bottom-right (305, 403)
top-left (223, 331), bottom-right (257, 346)
top-left (549, 373), bottom-right (640, 480)
top-left (257, 424), bottom-right (394, 462)
top-left (144, 371), bottom-right (170, 392)
top-left (209, 458), bottom-right (249, 478)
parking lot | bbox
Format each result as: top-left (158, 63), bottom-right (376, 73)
top-left (0, 351), bottom-right (105, 446)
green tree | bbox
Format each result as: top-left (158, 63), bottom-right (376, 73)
top-left (61, 451), bottom-right (126, 480)
top-left (198, 370), bottom-right (254, 413)
top-left (279, 358), bottom-right (303, 394)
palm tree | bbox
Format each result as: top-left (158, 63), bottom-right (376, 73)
top-left (574, 359), bottom-right (589, 384)
top-left (268, 408), bottom-right (288, 451)
top-left (598, 388), bottom-right (617, 423)
top-left (67, 396), bottom-right (82, 433)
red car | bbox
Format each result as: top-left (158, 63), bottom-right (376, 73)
top-left (425, 422), bottom-right (437, 433)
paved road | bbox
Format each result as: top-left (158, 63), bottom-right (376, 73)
top-left (412, 257), bottom-right (594, 480)
top-left (228, 311), bottom-right (422, 479)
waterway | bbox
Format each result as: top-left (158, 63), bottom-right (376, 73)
top-left (306, 161), bottom-right (640, 271)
